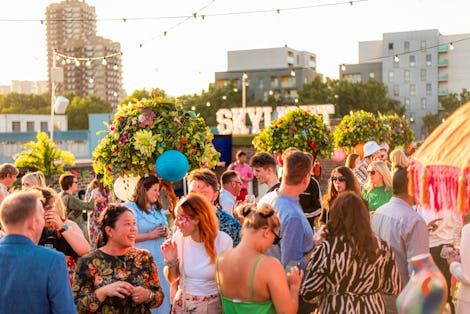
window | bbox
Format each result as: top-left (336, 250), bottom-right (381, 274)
top-left (12, 121), bottom-right (21, 132)
top-left (409, 55), bottom-right (416, 67)
top-left (421, 40), bottom-right (427, 50)
top-left (388, 43), bottom-right (394, 54)
top-left (40, 122), bottom-right (48, 132)
top-left (404, 97), bottom-right (410, 109)
top-left (421, 97), bottom-right (427, 109)
top-left (258, 79), bottom-right (264, 89)
top-left (26, 121), bottom-right (34, 132)
top-left (426, 54), bottom-right (432, 66)
top-left (421, 69), bottom-right (427, 81)
top-left (270, 76), bottom-right (279, 87)
top-left (394, 85), bottom-right (399, 96)
top-left (426, 83), bottom-right (432, 96)
top-left (388, 71), bottom-right (394, 83)
top-left (404, 70), bottom-right (410, 82)
top-left (410, 84), bottom-right (416, 96)
top-left (404, 41), bottom-right (410, 52)
top-left (369, 72), bottom-right (375, 79)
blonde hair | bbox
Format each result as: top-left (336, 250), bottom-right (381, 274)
top-left (390, 149), bottom-right (409, 175)
top-left (234, 203), bottom-right (280, 232)
top-left (364, 161), bottom-right (392, 193)
top-left (22, 171), bottom-right (46, 189)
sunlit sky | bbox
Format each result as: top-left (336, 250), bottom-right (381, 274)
top-left (1, 0), bottom-right (469, 97)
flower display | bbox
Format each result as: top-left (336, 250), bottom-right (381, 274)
top-left (333, 110), bottom-right (415, 152)
top-left (93, 100), bottom-right (220, 186)
top-left (332, 110), bottom-right (388, 151)
top-left (252, 108), bottom-right (333, 158)
top-left (379, 113), bottom-right (415, 149)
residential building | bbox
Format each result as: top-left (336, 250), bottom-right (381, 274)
top-left (46, 0), bottom-right (123, 106)
top-left (11, 80), bottom-right (48, 94)
top-left (340, 29), bottom-right (470, 140)
top-left (215, 46), bottom-right (319, 104)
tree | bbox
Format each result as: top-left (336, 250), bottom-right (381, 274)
top-left (66, 95), bottom-right (113, 130)
top-left (13, 131), bottom-right (76, 181)
top-left (120, 88), bottom-right (174, 105)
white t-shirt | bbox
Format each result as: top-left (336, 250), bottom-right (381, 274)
top-left (173, 230), bottom-right (233, 296)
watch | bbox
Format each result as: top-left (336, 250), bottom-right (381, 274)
top-left (59, 224), bottom-right (69, 234)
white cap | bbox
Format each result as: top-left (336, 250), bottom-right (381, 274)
top-left (363, 141), bottom-right (382, 157)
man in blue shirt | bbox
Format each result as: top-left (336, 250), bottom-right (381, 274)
top-left (259, 148), bottom-right (314, 270)
top-left (0, 191), bottom-right (77, 314)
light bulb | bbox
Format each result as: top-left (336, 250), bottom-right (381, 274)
top-left (206, 101), bottom-right (211, 107)
top-left (66, 58), bottom-right (71, 64)
top-left (394, 54), bottom-right (400, 63)
top-left (74, 59), bottom-right (80, 66)
top-left (102, 58), bottom-right (107, 66)
top-left (85, 59), bottom-right (91, 66)
top-left (449, 42), bottom-right (454, 50)
top-left (191, 106), bottom-right (196, 111)
top-left (89, 78), bottom-right (94, 84)
top-left (113, 64), bottom-right (118, 70)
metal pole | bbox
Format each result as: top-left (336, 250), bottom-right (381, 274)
top-left (50, 50), bottom-right (56, 141)
top-left (242, 72), bottom-right (247, 109)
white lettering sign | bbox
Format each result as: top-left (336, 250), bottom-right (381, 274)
top-left (216, 104), bottom-right (335, 135)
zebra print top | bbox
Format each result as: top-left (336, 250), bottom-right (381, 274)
top-left (301, 235), bottom-right (402, 313)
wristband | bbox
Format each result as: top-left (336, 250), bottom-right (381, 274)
top-left (164, 259), bottom-right (179, 268)
top-left (146, 290), bottom-right (155, 303)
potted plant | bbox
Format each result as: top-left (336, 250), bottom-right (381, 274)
top-left (379, 113), bottom-right (415, 150)
top-left (252, 108), bottom-right (333, 159)
top-left (92, 99), bottom-right (220, 187)
top-left (332, 110), bottom-right (388, 153)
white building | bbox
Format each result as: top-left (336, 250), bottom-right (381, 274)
top-left (0, 114), bottom-right (67, 133)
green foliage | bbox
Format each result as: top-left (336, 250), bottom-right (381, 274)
top-left (13, 132), bottom-right (76, 180)
top-left (333, 110), bottom-right (387, 150)
top-left (92, 99), bottom-right (220, 186)
top-left (66, 95), bottom-right (113, 130)
top-left (120, 88), bottom-right (174, 105)
top-left (0, 92), bottom-right (50, 114)
top-left (252, 108), bottom-right (333, 158)
top-left (379, 113), bottom-right (415, 149)
top-left (333, 110), bottom-right (415, 150)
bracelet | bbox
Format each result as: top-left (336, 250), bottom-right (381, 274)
top-left (164, 258), bottom-right (179, 268)
top-left (146, 290), bottom-right (154, 303)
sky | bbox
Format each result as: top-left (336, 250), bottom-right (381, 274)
top-left (1, 0), bottom-right (469, 97)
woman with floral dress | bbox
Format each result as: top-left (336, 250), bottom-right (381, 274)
top-left (125, 174), bottom-right (170, 314)
top-left (73, 204), bottom-right (163, 313)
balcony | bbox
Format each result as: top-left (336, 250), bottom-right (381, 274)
top-left (438, 87), bottom-right (449, 96)
top-left (438, 59), bottom-right (448, 67)
top-left (438, 44), bottom-right (448, 52)
top-left (438, 73), bottom-right (448, 82)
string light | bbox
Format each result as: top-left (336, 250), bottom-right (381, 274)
top-left (449, 42), bottom-right (454, 50)
top-left (101, 58), bottom-right (107, 66)
top-left (394, 54), bottom-right (400, 62)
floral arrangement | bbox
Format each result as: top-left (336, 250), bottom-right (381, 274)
top-left (379, 113), bottom-right (415, 149)
top-left (93, 100), bottom-right (220, 186)
top-left (333, 110), bottom-right (387, 151)
top-left (252, 108), bottom-right (333, 158)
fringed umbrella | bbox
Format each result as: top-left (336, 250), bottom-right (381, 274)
top-left (409, 101), bottom-right (470, 214)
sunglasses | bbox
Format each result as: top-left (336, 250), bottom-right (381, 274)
top-left (271, 229), bottom-right (282, 245)
top-left (331, 176), bottom-right (346, 182)
top-left (367, 170), bottom-right (376, 175)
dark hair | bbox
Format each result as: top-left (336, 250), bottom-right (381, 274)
top-left (0, 163), bottom-right (19, 179)
top-left (220, 170), bottom-right (239, 186)
top-left (0, 191), bottom-right (41, 228)
top-left (393, 167), bottom-right (409, 195)
top-left (59, 174), bottom-right (75, 191)
top-left (186, 168), bottom-right (219, 192)
top-left (282, 150), bottom-right (312, 185)
top-left (236, 150), bottom-right (247, 158)
top-left (323, 166), bottom-right (361, 210)
top-left (96, 204), bottom-right (133, 248)
top-left (235, 202), bottom-right (280, 232)
top-left (249, 153), bottom-right (277, 171)
top-left (129, 174), bottom-right (161, 213)
top-left (326, 191), bottom-right (379, 262)
top-left (345, 153), bottom-right (360, 169)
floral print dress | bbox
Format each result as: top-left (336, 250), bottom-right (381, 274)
top-left (73, 248), bottom-right (163, 314)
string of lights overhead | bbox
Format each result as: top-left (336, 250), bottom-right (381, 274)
top-left (54, 50), bottom-right (123, 68)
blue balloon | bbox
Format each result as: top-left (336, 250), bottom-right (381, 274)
top-left (156, 150), bottom-right (189, 182)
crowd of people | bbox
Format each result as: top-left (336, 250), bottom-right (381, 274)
top-left (0, 140), bottom-right (468, 314)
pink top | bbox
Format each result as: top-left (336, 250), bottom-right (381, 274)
top-left (228, 163), bottom-right (253, 189)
